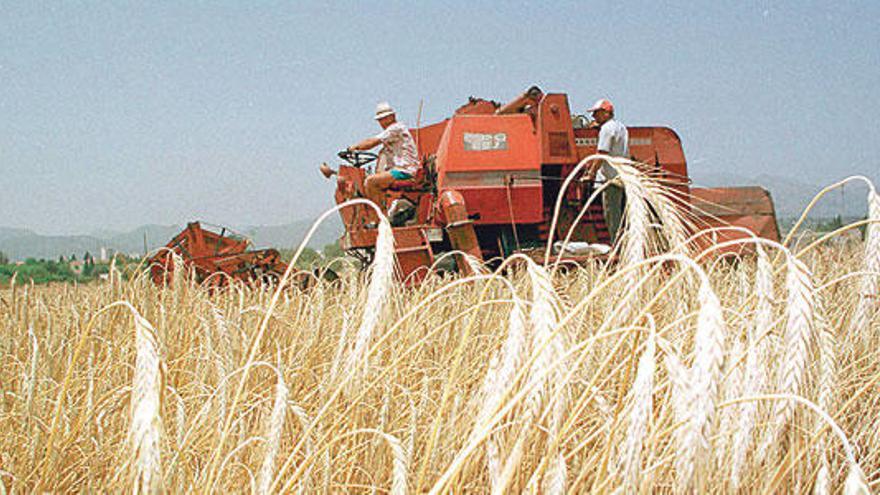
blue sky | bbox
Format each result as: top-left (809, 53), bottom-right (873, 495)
top-left (2, 1), bottom-right (878, 234)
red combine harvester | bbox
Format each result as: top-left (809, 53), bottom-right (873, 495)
top-left (149, 222), bottom-right (288, 287)
top-left (322, 86), bottom-right (780, 284)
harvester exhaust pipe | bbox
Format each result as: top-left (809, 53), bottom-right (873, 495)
top-left (440, 190), bottom-right (483, 275)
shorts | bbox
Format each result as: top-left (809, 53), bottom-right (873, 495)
top-left (390, 169), bottom-right (413, 180)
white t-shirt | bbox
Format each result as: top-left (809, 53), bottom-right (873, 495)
top-left (375, 122), bottom-right (420, 175)
top-left (597, 118), bottom-right (629, 180)
top-left (597, 118), bottom-right (629, 157)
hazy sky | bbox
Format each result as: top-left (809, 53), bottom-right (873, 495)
top-left (2, 1), bottom-right (878, 235)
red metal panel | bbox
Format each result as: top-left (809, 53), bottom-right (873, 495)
top-left (691, 187), bottom-right (781, 243)
top-left (691, 187), bottom-right (778, 216)
top-left (393, 226), bottom-right (434, 286)
top-left (436, 114), bottom-right (541, 177)
top-left (456, 186), bottom-right (543, 225)
top-left (432, 114), bottom-right (543, 224)
top-left (437, 114), bottom-right (542, 224)
top-left (537, 94), bottom-right (577, 165)
top-left (649, 127), bottom-right (689, 190)
top-left (412, 120), bottom-right (449, 158)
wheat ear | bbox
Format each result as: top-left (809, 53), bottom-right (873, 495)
top-left (766, 256), bottom-right (815, 456)
top-left (843, 463), bottom-right (870, 495)
top-left (257, 365), bottom-right (289, 495)
top-left (811, 292), bottom-right (837, 495)
top-left (475, 298), bottom-right (527, 491)
top-left (345, 218), bottom-right (395, 388)
top-left (368, 430), bottom-right (408, 495)
top-left (526, 260), bottom-right (568, 492)
top-left (618, 324), bottom-right (656, 494)
top-left (731, 246), bottom-right (774, 486)
top-left (850, 188), bottom-right (880, 333)
top-left (130, 314), bottom-right (164, 494)
top-left (676, 277), bottom-right (726, 493)
top-left (813, 451), bottom-right (830, 495)
top-left (543, 453), bottom-right (567, 495)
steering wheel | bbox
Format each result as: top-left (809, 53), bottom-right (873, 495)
top-left (338, 150), bottom-right (378, 168)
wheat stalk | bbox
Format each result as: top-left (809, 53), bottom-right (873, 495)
top-left (290, 404), bottom-right (317, 495)
top-left (210, 303), bottom-right (232, 428)
top-left (24, 325), bottom-right (38, 417)
top-left (328, 308), bottom-right (353, 386)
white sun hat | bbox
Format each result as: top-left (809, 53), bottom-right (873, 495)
top-left (374, 101), bottom-right (395, 120)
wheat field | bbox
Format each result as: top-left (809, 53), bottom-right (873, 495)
top-left (1, 165), bottom-right (878, 494)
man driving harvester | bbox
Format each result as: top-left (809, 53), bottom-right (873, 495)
top-left (347, 102), bottom-right (421, 219)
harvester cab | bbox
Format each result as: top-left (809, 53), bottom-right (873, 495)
top-left (323, 87), bottom-right (781, 284)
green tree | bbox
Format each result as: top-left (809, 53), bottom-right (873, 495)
top-left (293, 247), bottom-right (322, 268)
top-left (0, 251), bottom-right (8, 265)
top-left (323, 242), bottom-right (344, 259)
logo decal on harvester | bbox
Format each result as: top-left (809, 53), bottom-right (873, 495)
top-left (463, 132), bottom-right (508, 151)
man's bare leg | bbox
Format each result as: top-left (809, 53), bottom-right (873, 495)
top-left (364, 171), bottom-right (396, 210)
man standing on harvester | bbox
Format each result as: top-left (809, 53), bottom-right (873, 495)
top-left (348, 102), bottom-right (420, 220)
top-left (587, 98), bottom-right (629, 242)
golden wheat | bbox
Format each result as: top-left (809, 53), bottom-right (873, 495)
top-left (1, 175), bottom-right (878, 493)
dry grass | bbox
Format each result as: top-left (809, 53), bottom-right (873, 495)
top-left (0, 172), bottom-right (878, 493)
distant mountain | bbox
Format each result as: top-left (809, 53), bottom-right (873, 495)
top-left (0, 227), bottom-right (35, 242)
top-left (240, 216), bottom-right (343, 251)
top-left (87, 228), bottom-right (124, 239)
top-left (0, 233), bottom-right (105, 261)
top-left (0, 216), bottom-right (343, 262)
top-left (691, 172), bottom-right (874, 219)
top-left (105, 224), bottom-right (187, 254)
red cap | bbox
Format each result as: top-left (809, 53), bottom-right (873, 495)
top-left (587, 98), bottom-right (614, 113)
